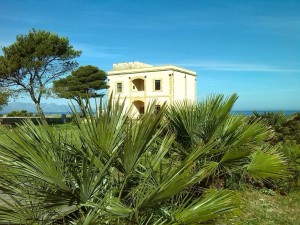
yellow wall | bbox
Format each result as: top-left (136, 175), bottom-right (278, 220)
top-left (107, 62), bottom-right (196, 114)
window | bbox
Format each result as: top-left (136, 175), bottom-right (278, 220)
top-left (117, 82), bottom-right (122, 93)
top-left (155, 80), bottom-right (161, 91)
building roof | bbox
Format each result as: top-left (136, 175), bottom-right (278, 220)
top-left (107, 61), bottom-right (196, 76)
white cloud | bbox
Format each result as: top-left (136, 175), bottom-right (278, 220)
top-left (0, 14), bottom-right (39, 24)
top-left (252, 15), bottom-right (300, 30)
top-left (73, 43), bottom-right (128, 58)
top-left (177, 61), bottom-right (300, 73)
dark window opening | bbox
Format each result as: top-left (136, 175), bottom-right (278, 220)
top-left (155, 80), bottom-right (161, 90)
top-left (117, 83), bottom-right (122, 92)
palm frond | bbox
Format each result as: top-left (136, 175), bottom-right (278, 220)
top-left (0, 120), bottom-right (79, 210)
top-left (247, 149), bottom-right (289, 182)
top-left (135, 142), bottom-right (215, 208)
top-left (122, 101), bottom-right (166, 175)
top-left (105, 198), bottom-right (133, 218)
top-left (166, 94), bottom-right (238, 149)
top-left (72, 96), bottom-right (129, 164)
top-left (172, 189), bottom-right (240, 224)
top-left (0, 195), bottom-right (58, 224)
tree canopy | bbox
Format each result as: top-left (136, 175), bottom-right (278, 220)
top-left (0, 88), bottom-right (9, 111)
top-left (0, 29), bottom-right (81, 119)
top-left (53, 65), bottom-right (109, 113)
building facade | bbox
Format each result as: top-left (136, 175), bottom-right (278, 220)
top-left (107, 62), bottom-right (196, 115)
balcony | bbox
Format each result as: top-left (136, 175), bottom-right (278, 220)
top-left (131, 78), bottom-right (145, 97)
top-left (132, 78), bottom-right (144, 91)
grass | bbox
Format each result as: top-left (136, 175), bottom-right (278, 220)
top-left (0, 125), bottom-right (14, 145)
top-left (225, 189), bottom-right (300, 225)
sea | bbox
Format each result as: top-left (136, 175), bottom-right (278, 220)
top-left (230, 110), bottom-right (300, 116)
top-left (44, 110), bottom-right (300, 116)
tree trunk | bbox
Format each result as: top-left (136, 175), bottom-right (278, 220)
top-left (28, 89), bottom-right (47, 123)
top-left (77, 98), bottom-right (87, 118)
top-left (79, 103), bottom-right (87, 118)
top-left (34, 101), bottom-right (47, 123)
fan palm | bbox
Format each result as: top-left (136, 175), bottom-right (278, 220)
top-left (279, 142), bottom-right (300, 187)
top-left (166, 94), bottom-right (288, 188)
top-left (0, 95), bottom-right (287, 224)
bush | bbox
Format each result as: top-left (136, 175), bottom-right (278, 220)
top-left (7, 110), bottom-right (35, 117)
top-left (278, 142), bottom-right (300, 191)
top-left (251, 112), bottom-right (300, 144)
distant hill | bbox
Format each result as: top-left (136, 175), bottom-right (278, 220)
top-left (0, 102), bottom-right (72, 114)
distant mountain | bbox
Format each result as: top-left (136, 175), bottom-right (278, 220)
top-left (0, 102), bottom-right (72, 114)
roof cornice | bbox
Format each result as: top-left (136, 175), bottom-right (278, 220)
top-left (107, 65), bottom-right (196, 76)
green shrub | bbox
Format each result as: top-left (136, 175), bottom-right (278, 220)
top-left (251, 112), bottom-right (300, 144)
top-left (7, 110), bottom-right (35, 117)
top-left (278, 142), bottom-right (300, 190)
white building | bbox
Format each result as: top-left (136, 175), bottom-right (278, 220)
top-left (107, 62), bottom-right (196, 115)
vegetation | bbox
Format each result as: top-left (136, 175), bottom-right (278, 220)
top-left (251, 111), bottom-right (300, 144)
top-left (229, 189), bottom-right (300, 225)
top-left (6, 110), bottom-right (36, 117)
top-left (166, 95), bottom-right (289, 189)
top-left (53, 65), bottom-right (108, 116)
top-left (0, 88), bottom-right (9, 111)
top-left (0, 29), bottom-right (81, 120)
top-left (250, 111), bottom-right (300, 192)
top-left (0, 94), bottom-right (291, 224)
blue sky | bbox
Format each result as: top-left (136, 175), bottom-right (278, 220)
top-left (1, 0), bottom-right (300, 110)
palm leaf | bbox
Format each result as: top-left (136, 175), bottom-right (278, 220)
top-left (0, 195), bottom-right (58, 224)
top-left (172, 189), bottom-right (240, 224)
top-left (71, 96), bottom-right (129, 164)
top-left (135, 142), bottom-right (215, 209)
top-left (122, 101), bottom-right (166, 175)
top-left (247, 149), bottom-right (289, 182)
